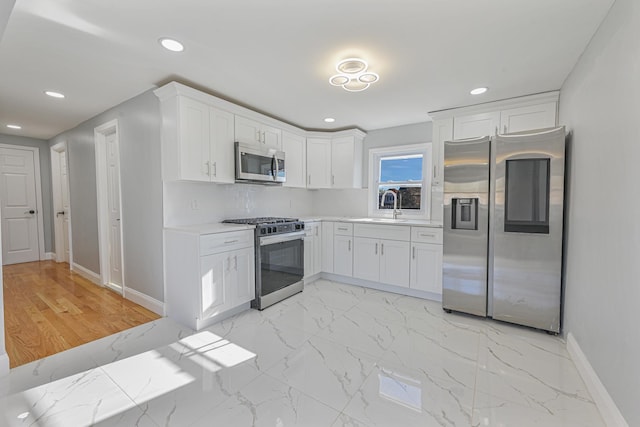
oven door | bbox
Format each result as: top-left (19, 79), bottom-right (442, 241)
top-left (258, 232), bottom-right (304, 297)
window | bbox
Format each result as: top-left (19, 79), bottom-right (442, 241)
top-left (368, 144), bottom-right (432, 219)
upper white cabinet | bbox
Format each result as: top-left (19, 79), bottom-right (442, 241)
top-left (431, 117), bottom-right (453, 186)
top-left (499, 102), bottom-right (557, 134)
top-left (306, 138), bottom-right (332, 189)
top-left (282, 131), bottom-right (306, 188)
top-left (235, 115), bottom-right (282, 150)
top-left (453, 111), bottom-right (501, 140)
top-left (156, 94), bottom-right (235, 183)
top-left (306, 132), bottom-right (365, 189)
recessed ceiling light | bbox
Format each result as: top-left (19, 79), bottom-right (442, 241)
top-left (159, 38), bottom-right (184, 52)
top-left (6, 124), bottom-right (22, 129)
top-left (324, 118), bottom-right (335, 123)
top-left (45, 90), bottom-right (65, 98)
top-left (470, 87), bottom-right (488, 95)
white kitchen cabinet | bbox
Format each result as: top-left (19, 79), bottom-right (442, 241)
top-left (410, 243), bottom-right (442, 294)
top-left (306, 138), bottom-right (332, 188)
top-left (431, 118), bottom-right (453, 186)
top-left (304, 221), bottom-right (321, 279)
top-left (235, 115), bottom-right (282, 150)
top-left (499, 102), bottom-right (557, 134)
top-left (157, 95), bottom-right (235, 183)
top-left (282, 131), bottom-right (306, 188)
top-left (333, 223), bottom-right (353, 277)
top-left (331, 136), bottom-right (363, 189)
top-left (352, 224), bottom-right (411, 288)
top-left (165, 228), bottom-right (255, 330)
top-left (453, 111), bottom-right (500, 140)
top-left (409, 227), bottom-right (443, 295)
top-left (321, 222), bottom-right (334, 273)
top-left (353, 237), bottom-right (410, 287)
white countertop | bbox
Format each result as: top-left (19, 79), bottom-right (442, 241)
top-left (299, 216), bottom-right (443, 228)
top-left (164, 223), bottom-right (255, 235)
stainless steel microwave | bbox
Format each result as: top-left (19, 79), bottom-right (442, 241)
top-left (235, 142), bottom-right (286, 184)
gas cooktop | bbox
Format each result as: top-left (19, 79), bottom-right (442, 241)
top-left (222, 217), bottom-right (300, 225)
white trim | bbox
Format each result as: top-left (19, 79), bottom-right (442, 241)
top-left (94, 119), bottom-right (126, 296)
top-left (320, 272), bottom-right (442, 302)
top-left (566, 332), bottom-right (629, 427)
top-left (368, 143), bottom-right (432, 220)
top-left (428, 91), bottom-right (560, 120)
top-left (0, 143), bottom-right (46, 263)
top-left (70, 263), bottom-right (101, 285)
top-left (123, 287), bottom-right (165, 316)
top-left (44, 252), bottom-right (55, 260)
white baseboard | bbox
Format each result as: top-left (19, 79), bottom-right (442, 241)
top-left (43, 252), bottom-right (55, 260)
top-left (566, 332), bottom-right (628, 427)
top-left (71, 263), bottom-right (101, 285)
top-left (320, 272), bottom-right (442, 302)
top-left (124, 287), bottom-right (165, 316)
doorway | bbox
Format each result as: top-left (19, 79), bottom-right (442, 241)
top-left (94, 120), bottom-right (125, 295)
top-left (0, 144), bottom-right (46, 265)
top-left (51, 142), bottom-right (72, 264)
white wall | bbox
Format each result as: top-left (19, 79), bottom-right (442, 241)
top-left (49, 89), bottom-right (164, 302)
top-left (559, 0), bottom-right (638, 424)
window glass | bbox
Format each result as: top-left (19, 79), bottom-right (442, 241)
top-left (377, 154), bottom-right (424, 211)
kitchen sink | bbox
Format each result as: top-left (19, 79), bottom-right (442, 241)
top-left (352, 218), bottom-right (408, 223)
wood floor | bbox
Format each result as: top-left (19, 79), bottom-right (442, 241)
top-left (3, 261), bottom-right (160, 368)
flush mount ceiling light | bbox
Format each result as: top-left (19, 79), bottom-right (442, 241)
top-left (470, 87), bottom-right (488, 95)
top-left (159, 37), bottom-right (184, 52)
top-left (6, 124), bottom-right (22, 129)
top-left (330, 57), bottom-right (379, 92)
top-left (45, 90), bottom-right (65, 98)
top-left (324, 117), bottom-right (335, 123)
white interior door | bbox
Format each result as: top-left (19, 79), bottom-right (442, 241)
top-left (52, 144), bottom-right (71, 264)
top-left (0, 147), bottom-right (40, 265)
top-left (105, 131), bottom-right (123, 288)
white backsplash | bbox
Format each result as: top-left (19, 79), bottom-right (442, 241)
top-left (164, 182), bottom-right (316, 226)
top-left (311, 189), bottom-right (369, 217)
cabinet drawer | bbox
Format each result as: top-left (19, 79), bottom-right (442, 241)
top-left (411, 227), bottom-right (443, 244)
top-left (334, 222), bottom-right (353, 236)
top-left (354, 224), bottom-right (410, 241)
top-left (200, 230), bottom-right (254, 256)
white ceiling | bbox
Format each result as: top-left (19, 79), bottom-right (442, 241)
top-left (0, 0), bottom-right (614, 140)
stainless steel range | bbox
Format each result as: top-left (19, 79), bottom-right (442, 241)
top-left (222, 217), bottom-right (305, 309)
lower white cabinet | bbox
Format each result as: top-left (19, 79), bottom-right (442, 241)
top-left (409, 242), bottom-right (442, 294)
top-left (353, 237), bottom-right (410, 287)
top-left (304, 221), bottom-right (321, 278)
top-left (321, 222), bottom-right (334, 273)
top-left (165, 228), bottom-right (255, 330)
top-left (333, 235), bottom-right (353, 277)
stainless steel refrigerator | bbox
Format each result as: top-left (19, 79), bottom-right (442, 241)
top-left (442, 127), bottom-right (565, 333)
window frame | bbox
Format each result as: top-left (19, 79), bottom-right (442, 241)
top-left (368, 143), bottom-right (432, 219)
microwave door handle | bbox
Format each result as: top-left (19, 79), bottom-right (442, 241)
top-left (271, 155), bottom-right (276, 180)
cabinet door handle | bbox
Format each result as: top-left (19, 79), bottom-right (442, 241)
top-left (504, 125), bottom-right (508, 134)
top-left (419, 233), bottom-right (435, 238)
top-left (375, 243), bottom-right (378, 255)
top-left (412, 246), bottom-right (416, 259)
top-left (213, 161), bottom-right (217, 177)
top-left (348, 240), bottom-right (351, 251)
top-left (205, 161), bottom-right (210, 176)
top-left (381, 243), bottom-right (384, 256)
top-left (337, 227), bottom-right (348, 231)
top-left (433, 165), bottom-right (437, 179)
top-left (224, 239), bottom-right (239, 244)
top-left (332, 175), bottom-right (335, 185)
top-left (234, 255), bottom-right (238, 271)
top-left (495, 126), bottom-right (498, 135)
top-left (308, 175), bottom-right (311, 186)
top-left (315, 227), bottom-right (319, 237)
top-left (256, 130), bottom-right (261, 142)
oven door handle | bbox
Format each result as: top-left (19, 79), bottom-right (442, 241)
top-left (259, 231), bottom-right (305, 246)
top-left (271, 155), bottom-right (277, 180)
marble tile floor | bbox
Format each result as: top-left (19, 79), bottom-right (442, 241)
top-left (0, 279), bottom-right (605, 426)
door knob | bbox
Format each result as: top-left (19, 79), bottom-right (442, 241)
top-left (25, 210), bottom-right (35, 214)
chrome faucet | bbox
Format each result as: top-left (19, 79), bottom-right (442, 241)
top-left (380, 190), bottom-right (402, 219)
